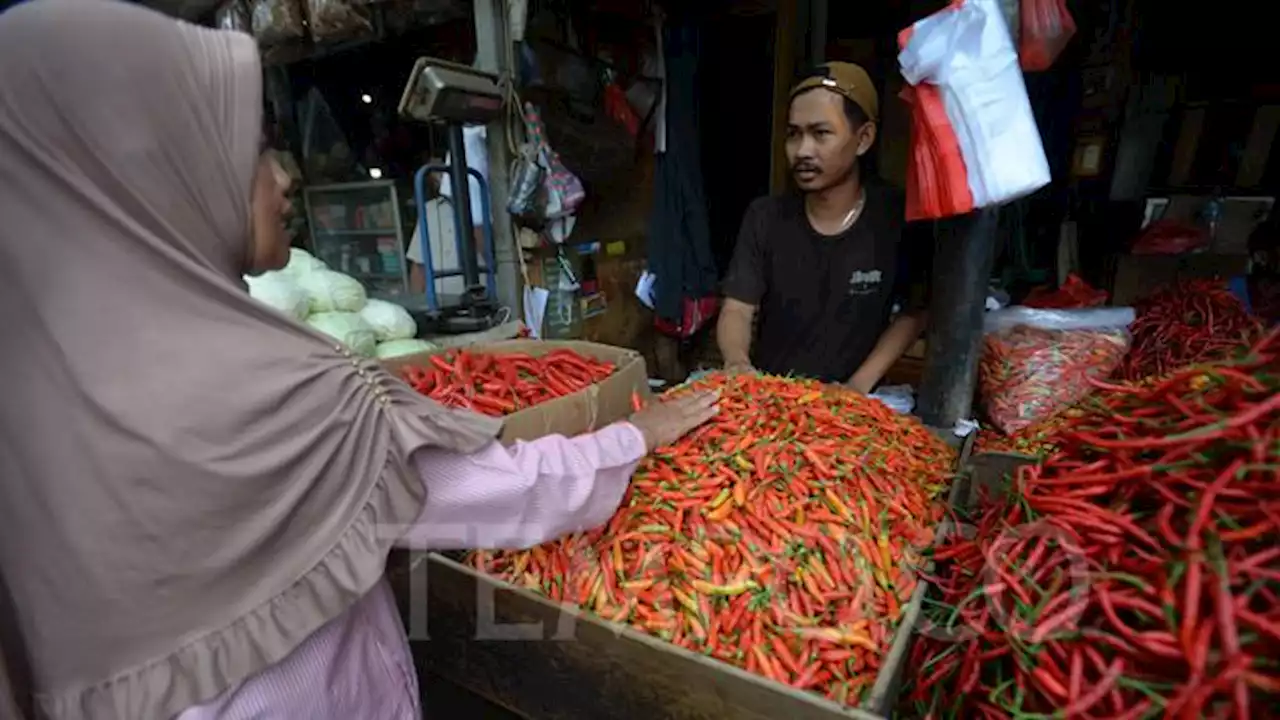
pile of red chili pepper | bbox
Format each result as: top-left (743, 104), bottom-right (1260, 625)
top-left (469, 373), bottom-right (957, 707)
top-left (1119, 278), bottom-right (1261, 381)
top-left (979, 324), bottom-right (1130, 434)
top-left (400, 348), bottom-right (615, 417)
top-left (905, 328), bottom-right (1280, 719)
top-left (1022, 273), bottom-right (1109, 310)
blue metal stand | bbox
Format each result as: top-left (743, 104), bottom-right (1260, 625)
top-left (412, 163), bottom-right (498, 314)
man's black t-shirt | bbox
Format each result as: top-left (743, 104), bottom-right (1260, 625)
top-left (722, 184), bottom-right (930, 383)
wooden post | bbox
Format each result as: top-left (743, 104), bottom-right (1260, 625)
top-left (808, 0), bottom-right (828, 66)
top-left (916, 208), bottom-right (1000, 431)
top-left (769, 0), bottom-right (799, 193)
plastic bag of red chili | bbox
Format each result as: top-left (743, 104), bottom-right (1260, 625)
top-left (978, 307), bottom-right (1134, 434)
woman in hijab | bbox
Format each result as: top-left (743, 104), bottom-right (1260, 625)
top-left (0, 2), bottom-right (718, 718)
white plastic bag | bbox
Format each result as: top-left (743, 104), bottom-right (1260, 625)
top-left (869, 384), bottom-right (916, 414)
top-left (898, 0), bottom-right (1051, 218)
top-left (982, 306), bottom-right (1136, 334)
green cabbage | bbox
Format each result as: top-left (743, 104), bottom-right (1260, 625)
top-left (283, 247), bottom-right (327, 278)
top-left (360, 299), bottom-right (417, 341)
top-left (297, 269), bottom-right (367, 313)
top-left (243, 271), bottom-right (309, 321)
top-left (374, 338), bottom-right (442, 359)
top-left (307, 312), bottom-right (377, 357)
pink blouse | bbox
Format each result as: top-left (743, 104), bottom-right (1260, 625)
top-left (176, 422), bottom-right (647, 720)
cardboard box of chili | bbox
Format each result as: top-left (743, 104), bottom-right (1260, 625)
top-left (380, 339), bottom-right (650, 443)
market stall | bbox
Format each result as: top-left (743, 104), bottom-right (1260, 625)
top-left (173, 0), bottom-right (1280, 716)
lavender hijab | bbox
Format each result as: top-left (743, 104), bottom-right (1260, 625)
top-left (0, 2), bottom-right (499, 717)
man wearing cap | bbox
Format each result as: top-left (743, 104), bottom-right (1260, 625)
top-left (716, 62), bottom-right (930, 391)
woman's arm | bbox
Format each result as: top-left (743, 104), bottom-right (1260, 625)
top-left (397, 391), bottom-right (719, 551)
top-left (398, 423), bottom-right (645, 551)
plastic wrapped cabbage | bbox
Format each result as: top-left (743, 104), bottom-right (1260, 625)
top-left (283, 247), bottom-right (327, 278)
top-left (306, 311), bottom-right (377, 357)
top-left (359, 298), bottom-right (417, 341)
top-left (374, 338), bottom-right (441, 359)
top-left (297, 269), bottom-right (367, 313)
top-left (243, 271), bottom-right (309, 321)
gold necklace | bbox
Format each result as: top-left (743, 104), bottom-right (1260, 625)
top-left (809, 189), bottom-right (866, 235)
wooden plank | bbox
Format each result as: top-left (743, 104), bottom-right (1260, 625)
top-left (392, 554), bottom-right (880, 720)
top-left (950, 451), bottom-right (1037, 512)
top-left (769, 0), bottom-right (800, 194)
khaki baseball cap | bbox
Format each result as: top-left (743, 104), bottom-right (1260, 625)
top-left (790, 62), bottom-right (879, 124)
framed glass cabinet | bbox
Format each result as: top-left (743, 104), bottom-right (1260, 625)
top-left (303, 180), bottom-right (411, 302)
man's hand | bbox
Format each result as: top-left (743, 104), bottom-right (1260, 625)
top-left (845, 373), bottom-right (875, 394)
top-left (628, 391), bottom-right (720, 451)
top-left (724, 361), bottom-right (757, 375)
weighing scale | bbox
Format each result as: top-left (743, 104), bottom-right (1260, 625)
top-left (397, 58), bottom-right (505, 334)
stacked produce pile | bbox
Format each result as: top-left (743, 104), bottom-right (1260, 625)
top-left (906, 330), bottom-right (1280, 718)
top-left (244, 248), bottom-right (439, 359)
top-left (469, 373), bottom-right (956, 706)
top-left (1119, 278), bottom-right (1261, 381)
top-left (401, 348), bottom-right (616, 417)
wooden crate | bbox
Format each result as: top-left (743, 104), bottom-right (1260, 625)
top-left (389, 442), bottom-right (977, 720)
top-left (892, 451), bottom-right (1038, 717)
top-left (393, 553), bottom-right (893, 720)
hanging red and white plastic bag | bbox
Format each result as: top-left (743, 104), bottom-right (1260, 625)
top-left (899, 82), bottom-right (973, 221)
top-left (898, 0), bottom-right (1051, 221)
top-left (1019, 0), bottom-right (1076, 72)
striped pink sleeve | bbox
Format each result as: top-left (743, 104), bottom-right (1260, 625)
top-left (397, 422), bottom-right (647, 551)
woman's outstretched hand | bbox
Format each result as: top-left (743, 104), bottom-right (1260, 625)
top-left (628, 391), bottom-right (720, 452)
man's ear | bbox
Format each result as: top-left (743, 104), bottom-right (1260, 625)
top-left (856, 122), bottom-right (878, 157)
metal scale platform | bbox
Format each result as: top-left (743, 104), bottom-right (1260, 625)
top-left (397, 58), bottom-right (505, 335)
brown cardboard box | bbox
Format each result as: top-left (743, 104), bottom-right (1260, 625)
top-left (382, 339), bottom-right (650, 443)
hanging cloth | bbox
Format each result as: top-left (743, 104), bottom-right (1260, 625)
top-left (647, 22), bottom-right (719, 337)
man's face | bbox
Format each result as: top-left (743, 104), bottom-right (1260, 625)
top-left (785, 89), bottom-right (874, 192)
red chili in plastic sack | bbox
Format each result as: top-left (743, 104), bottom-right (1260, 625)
top-left (979, 324), bottom-right (1129, 434)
